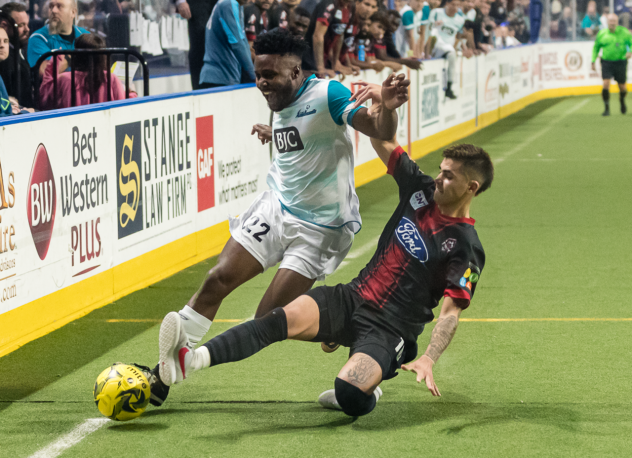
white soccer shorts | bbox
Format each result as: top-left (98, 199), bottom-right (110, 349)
top-left (229, 190), bottom-right (355, 281)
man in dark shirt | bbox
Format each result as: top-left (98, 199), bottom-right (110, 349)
top-left (269, 0), bottom-right (301, 29)
top-left (0, 3), bottom-right (33, 107)
top-left (290, 7), bottom-right (312, 36)
top-left (303, 0), bottom-right (353, 77)
top-left (244, 0), bottom-right (274, 49)
top-left (157, 76), bottom-right (495, 418)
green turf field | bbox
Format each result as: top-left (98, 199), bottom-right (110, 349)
top-left (2, 95), bottom-right (631, 458)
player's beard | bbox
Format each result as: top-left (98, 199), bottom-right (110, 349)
top-left (48, 18), bottom-right (61, 34)
top-left (266, 79), bottom-right (295, 112)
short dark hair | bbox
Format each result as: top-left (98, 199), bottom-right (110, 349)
top-left (387, 9), bottom-right (402, 19)
top-left (253, 28), bottom-right (309, 59)
top-left (442, 144), bottom-right (494, 195)
top-left (1, 2), bottom-right (28, 14)
top-left (293, 6), bottom-right (310, 18)
top-left (369, 11), bottom-right (390, 29)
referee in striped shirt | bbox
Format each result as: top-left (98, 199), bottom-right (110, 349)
top-left (591, 14), bottom-right (632, 116)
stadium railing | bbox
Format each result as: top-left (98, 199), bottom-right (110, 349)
top-left (33, 48), bottom-right (150, 110)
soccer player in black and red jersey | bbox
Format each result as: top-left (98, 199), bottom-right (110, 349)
top-left (158, 77), bottom-right (494, 417)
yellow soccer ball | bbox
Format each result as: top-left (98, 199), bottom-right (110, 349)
top-left (93, 364), bottom-right (150, 421)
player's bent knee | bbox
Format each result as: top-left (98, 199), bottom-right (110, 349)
top-left (334, 377), bottom-right (376, 417)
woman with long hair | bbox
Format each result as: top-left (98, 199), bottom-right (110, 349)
top-left (40, 33), bottom-right (137, 110)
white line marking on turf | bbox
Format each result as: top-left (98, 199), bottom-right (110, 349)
top-left (29, 418), bottom-right (110, 458)
top-left (495, 98), bottom-right (590, 164)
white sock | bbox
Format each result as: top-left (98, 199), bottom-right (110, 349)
top-left (190, 347), bottom-right (211, 372)
top-left (178, 305), bottom-right (212, 346)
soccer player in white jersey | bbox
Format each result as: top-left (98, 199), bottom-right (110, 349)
top-left (428, 0), bottom-right (466, 99)
top-left (145, 28), bottom-right (411, 404)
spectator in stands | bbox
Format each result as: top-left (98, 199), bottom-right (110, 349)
top-left (615, 0), bottom-right (631, 29)
top-left (494, 22), bottom-right (520, 46)
top-left (244, 0), bottom-right (273, 56)
top-left (489, 0), bottom-right (507, 25)
top-left (40, 33), bottom-right (136, 110)
top-left (28, 0), bottom-right (89, 76)
top-left (599, 5), bottom-right (609, 30)
top-left (363, 10), bottom-right (402, 70)
top-left (336, 0), bottom-right (378, 75)
top-left (462, 0), bottom-right (477, 21)
top-left (384, 9), bottom-right (421, 67)
top-left (199, 0), bottom-right (255, 88)
top-left (290, 6), bottom-right (311, 36)
top-left (1, 3), bottom-right (29, 50)
top-left (303, 0), bottom-right (353, 78)
top-left (0, 4), bottom-right (33, 107)
top-left (559, 6), bottom-right (573, 39)
top-left (269, 0), bottom-right (301, 29)
top-left (396, 0), bottom-right (430, 58)
top-left (374, 10), bottom-right (422, 68)
top-left (346, 17), bottom-right (385, 71)
top-left (0, 26), bottom-right (13, 116)
top-left (427, 0), bottom-right (471, 98)
top-left (582, 0), bottom-right (600, 38)
top-left (175, 0), bottom-right (219, 90)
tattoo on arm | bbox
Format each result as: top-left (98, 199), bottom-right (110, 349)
top-left (346, 355), bottom-right (377, 386)
top-left (424, 315), bottom-right (458, 363)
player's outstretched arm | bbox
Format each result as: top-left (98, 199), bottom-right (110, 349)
top-left (401, 297), bottom-right (465, 396)
top-left (351, 73), bottom-right (410, 141)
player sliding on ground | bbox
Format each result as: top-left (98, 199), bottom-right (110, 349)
top-left (158, 104), bottom-right (494, 416)
top-left (143, 29), bottom-right (411, 406)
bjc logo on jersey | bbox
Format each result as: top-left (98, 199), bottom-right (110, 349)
top-left (395, 217), bottom-right (428, 262)
top-left (274, 127), bottom-right (304, 154)
top-left (196, 116), bottom-right (215, 212)
top-left (27, 144), bottom-right (57, 260)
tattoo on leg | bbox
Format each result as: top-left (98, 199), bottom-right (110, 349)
top-left (346, 355), bottom-right (377, 386)
top-left (424, 315), bottom-right (458, 363)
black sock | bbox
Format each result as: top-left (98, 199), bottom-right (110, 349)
top-left (203, 308), bottom-right (287, 367)
top-left (446, 82), bottom-right (453, 92)
top-left (602, 88), bottom-right (610, 108)
top-left (620, 90), bottom-right (627, 102)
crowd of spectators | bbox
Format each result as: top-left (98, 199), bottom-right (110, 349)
top-left (0, 0), bottom-right (629, 115)
top-left (196, 0), bottom-right (542, 97)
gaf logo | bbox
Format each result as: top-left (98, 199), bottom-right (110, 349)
top-left (273, 127), bottom-right (304, 154)
top-left (115, 122), bottom-right (143, 239)
top-left (409, 191), bottom-right (428, 210)
top-left (395, 217), bottom-right (428, 262)
top-left (196, 115), bottom-right (215, 212)
top-left (27, 144), bottom-right (56, 260)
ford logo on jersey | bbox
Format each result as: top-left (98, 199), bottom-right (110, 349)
top-left (395, 217), bottom-right (428, 262)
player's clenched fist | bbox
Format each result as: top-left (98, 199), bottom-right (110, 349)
top-left (401, 354), bottom-right (442, 397)
top-left (251, 124), bottom-right (272, 145)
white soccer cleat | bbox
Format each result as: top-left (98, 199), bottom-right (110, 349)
top-left (159, 311), bottom-right (194, 386)
top-left (318, 389), bottom-right (342, 410)
top-left (317, 386), bottom-right (383, 410)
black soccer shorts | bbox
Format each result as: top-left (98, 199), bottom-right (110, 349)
top-left (601, 59), bottom-right (628, 85)
top-left (306, 284), bottom-right (418, 381)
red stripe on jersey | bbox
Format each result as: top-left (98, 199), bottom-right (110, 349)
top-left (387, 146), bottom-right (406, 175)
top-left (356, 241), bottom-right (410, 306)
top-left (246, 32), bottom-right (256, 41)
top-left (417, 203), bottom-right (475, 236)
top-left (374, 44), bottom-right (386, 50)
top-left (444, 288), bottom-right (471, 305)
top-left (317, 17), bottom-right (329, 27)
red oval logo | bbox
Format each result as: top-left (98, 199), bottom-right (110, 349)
top-left (27, 144), bottom-right (56, 260)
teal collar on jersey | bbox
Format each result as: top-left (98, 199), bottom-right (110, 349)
top-left (293, 74), bottom-right (316, 101)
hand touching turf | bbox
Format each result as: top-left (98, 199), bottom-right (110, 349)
top-left (401, 355), bottom-right (441, 397)
top-left (251, 124), bottom-right (272, 145)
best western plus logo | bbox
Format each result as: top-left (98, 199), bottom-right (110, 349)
top-left (115, 122), bottom-right (143, 239)
top-left (196, 115), bottom-right (215, 212)
top-left (27, 144), bottom-right (56, 260)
